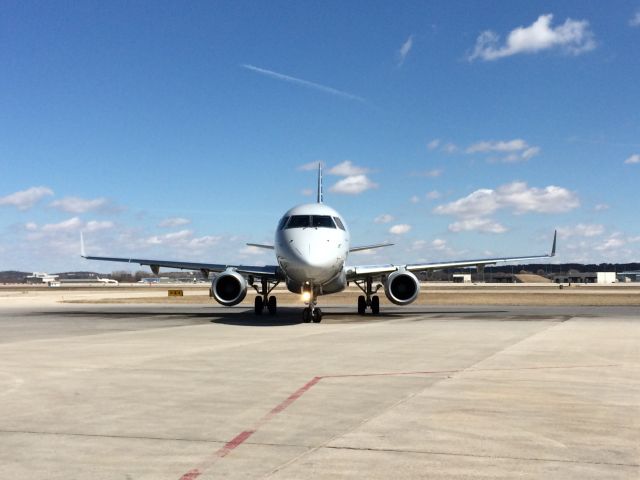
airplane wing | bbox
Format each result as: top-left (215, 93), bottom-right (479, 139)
top-left (346, 231), bottom-right (556, 280)
top-left (81, 234), bottom-right (281, 279)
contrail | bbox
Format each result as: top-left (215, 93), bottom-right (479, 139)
top-left (241, 64), bottom-right (366, 103)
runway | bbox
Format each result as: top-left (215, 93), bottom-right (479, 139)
top-left (0, 302), bottom-right (638, 479)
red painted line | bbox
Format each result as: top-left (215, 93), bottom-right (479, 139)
top-left (177, 363), bottom-right (618, 479)
top-left (178, 469), bottom-right (201, 480)
top-left (217, 429), bottom-right (255, 458)
top-left (268, 376), bottom-right (322, 416)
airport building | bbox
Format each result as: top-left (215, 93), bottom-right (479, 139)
top-left (552, 271), bottom-right (617, 284)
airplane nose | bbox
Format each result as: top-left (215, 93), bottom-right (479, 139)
top-left (305, 240), bottom-right (338, 268)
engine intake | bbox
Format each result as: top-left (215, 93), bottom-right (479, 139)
top-left (210, 269), bottom-right (247, 306)
top-left (384, 269), bottom-right (420, 305)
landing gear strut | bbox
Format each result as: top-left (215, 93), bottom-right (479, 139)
top-left (301, 285), bottom-right (322, 323)
top-left (355, 276), bottom-right (381, 315)
top-left (251, 277), bottom-right (280, 315)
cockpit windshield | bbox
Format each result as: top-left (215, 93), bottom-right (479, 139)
top-left (277, 216), bottom-right (290, 230)
top-left (311, 215), bottom-right (336, 228)
top-left (284, 215), bottom-right (336, 229)
top-left (285, 215), bottom-right (310, 229)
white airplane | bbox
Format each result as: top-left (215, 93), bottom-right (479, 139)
top-left (82, 165), bottom-right (556, 322)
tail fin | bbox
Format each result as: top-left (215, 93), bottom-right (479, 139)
top-left (317, 162), bottom-right (323, 203)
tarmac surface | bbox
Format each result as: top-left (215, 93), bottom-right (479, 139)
top-left (0, 301), bottom-right (638, 479)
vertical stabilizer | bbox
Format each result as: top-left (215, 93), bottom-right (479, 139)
top-left (317, 162), bottom-right (323, 203)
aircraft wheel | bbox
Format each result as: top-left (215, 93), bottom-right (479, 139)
top-left (254, 296), bottom-right (263, 315)
top-left (357, 295), bottom-right (366, 315)
top-left (302, 307), bottom-right (311, 323)
top-left (371, 295), bottom-right (380, 315)
top-left (267, 296), bottom-right (277, 315)
top-left (312, 308), bottom-right (322, 323)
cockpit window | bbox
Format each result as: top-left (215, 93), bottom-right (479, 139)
top-left (284, 215), bottom-right (337, 229)
top-left (311, 215), bottom-right (336, 228)
top-left (333, 216), bottom-right (345, 230)
top-left (285, 215), bottom-right (310, 229)
top-left (278, 216), bottom-right (289, 230)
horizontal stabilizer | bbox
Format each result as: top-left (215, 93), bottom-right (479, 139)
top-left (246, 243), bottom-right (275, 250)
top-left (349, 243), bottom-right (394, 253)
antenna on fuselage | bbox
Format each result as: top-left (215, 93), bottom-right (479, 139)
top-left (317, 162), bottom-right (323, 204)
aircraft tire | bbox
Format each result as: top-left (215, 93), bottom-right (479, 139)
top-left (312, 308), bottom-right (322, 323)
top-left (371, 295), bottom-right (380, 315)
top-left (302, 307), bottom-right (311, 323)
top-left (254, 296), bottom-right (263, 315)
top-left (267, 296), bottom-right (277, 315)
top-left (357, 295), bottom-right (366, 315)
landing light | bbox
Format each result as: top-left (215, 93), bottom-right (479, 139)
top-left (301, 291), bottom-right (311, 302)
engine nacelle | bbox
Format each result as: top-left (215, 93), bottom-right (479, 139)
top-left (210, 269), bottom-right (248, 306)
top-left (384, 269), bottom-right (420, 305)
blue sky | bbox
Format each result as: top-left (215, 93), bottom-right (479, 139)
top-left (1, 1), bottom-right (639, 272)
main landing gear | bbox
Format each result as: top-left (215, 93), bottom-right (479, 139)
top-left (355, 276), bottom-right (381, 315)
top-left (251, 277), bottom-right (280, 315)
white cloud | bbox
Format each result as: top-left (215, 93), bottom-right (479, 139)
top-left (412, 169), bottom-right (443, 178)
top-left (557, 223), bottom-right (604, 239)
top-left (469, 14), bottom-right (596, 61)
top-left (431, 238), bottom-right (447, 250)
top-left (329, 175), bottom-right (378, 194)
top-left (466, 139), bottom-right (541, 163)
top-left (630, 10), bottom-right (640, 27)
top-left (448, 218), bottom-right (507, 234)
top-left (298, 161), bottom-right (324, 171)
top-left (427, 139), bottom-right (440, 150)
top-left (441, 143), bottom-right (459, 154)
top-left (328, 160), bottom-right (370, 176)
top-left (434, 181), bottom-right (579, 218)
top-left (426, 190), bottom-right (441, 200)
top-left (25, 217), bottom-right (113, 241)
top-left (0, 186), bottom-right (53, 211)
top-left (239, 245), bottom-right (264, 257)
top-left (595, 233), bottom-right (626, 251)
top-left (241, 64), bottom-right (366, 103)
top-left (374, 214), bottom-right (394, 224)
top-left (389, 224), bottom-right (412, 235)
top-left (410, 195), bottom-right (420, 204)
top-left (145, 229), bottom-right (222, 250)
top-left (158, 217), bottom-right (191, 228)
top-left (301, 188), bottom-right (313, 196)
top-left (624, 154), bottom-right (640, 164)
top-left (466, 139), bottom-right (529, 153)
top-left (397, 35), bottom-right (414, 66)
top-left (594, 203), bottom-right (610, 212)
top-left (41, 217), bottom-right (83, 233)
top-left (434, 188), bottom-right (499, 217)
top-left (86, 220), bottom-right (114, 232)
top-left (50, 196), bottom-right (109, 213)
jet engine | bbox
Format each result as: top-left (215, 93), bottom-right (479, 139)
top-left (384, 269), bottom-right (420, 305)
top-left (210, 269), bottom-right (248, 306)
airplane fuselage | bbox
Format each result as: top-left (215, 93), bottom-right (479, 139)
top-left (274, 203), bottom-right (349, 295)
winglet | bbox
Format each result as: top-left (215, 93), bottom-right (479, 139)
top-left (80, 232), bottom-right (86, 258)
top-left (550, 230), bottom-right (557, 257)
top-left (317, 162), bottom-right (323, 204)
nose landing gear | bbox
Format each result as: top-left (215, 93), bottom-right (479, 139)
top-left (302, 285), bottom-right (322, 323)
top-left (303, 306), bottom-right (322, 323)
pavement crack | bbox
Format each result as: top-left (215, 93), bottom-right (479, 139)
top-left (322, 445), bottom-right (640, 468)
top-left (0, 429), bottom-right (227, 445)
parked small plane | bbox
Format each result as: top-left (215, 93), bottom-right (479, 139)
top-left (82, 165), bottom-right (556, 322)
